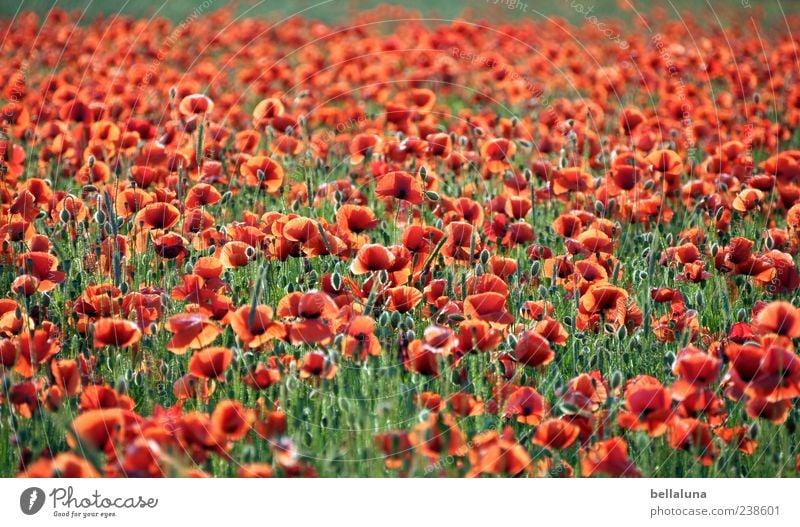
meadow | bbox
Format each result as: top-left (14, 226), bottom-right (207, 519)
top-left (0, 1), bottom-right (799, 478)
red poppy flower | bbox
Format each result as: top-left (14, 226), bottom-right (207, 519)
top-left (165, 313), bottom-right (222, 354)
top-left (92, 318), bottom-right (142, 348)
top-left (240, 156), bottom-right (285, 193)
top-left (229, 305), bottom-right (286, 348)
top-left (189, 346), bottom-right (234, 380)
top-left (532, 418), bottom-right (580, 450)
top-left (375, 171), bottom-right (424, 204)
top-left (580, 437), bottom-right (641, 477)
top-left (504, 386), bottom-right (548, 425)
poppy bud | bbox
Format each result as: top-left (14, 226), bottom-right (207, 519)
top-left (753, 92), bottom-right (761, 104)
top-left (518, 139), bottom-right (532, 149)
top-left (404, 317), bottom-right (415, 331)
top-left (405, 330), bottom-right (415, 342)
top-left (694, 290), bottom-right (703, 307)
top-left (473, 127), bottom-right (484, 137)
top-left (538, 285), bottom-right (548, 298)
top-left (221, 191), bottom-right (232, 203)
top-left (419, 165), bottom-right (428, 180)
top-left (59, 208), bottom-right (71, 223)
top-left (169, 86), bottom-right (178, 99)
top-left (615, 324), bottom-right (627, 340)
top-left (530, 260), bottom-right (541, 276)
top-left (506, 333), bottom-right (518, 348)
top-left (737, 308), bottom-right (747, 322)
top-left (559, 401), bottom-right (580, 415)
top-left (664, 351), bottom-right (675, 366)
top-left (609, 370), bottom-right (624, 390)
top-left (390, 311), bottom-right (402, 327)
top-left (424, 191), bottom-right (440, 201)
top-left (82, 184), bottom-right (98, 193)
top-left (94, 209), bottom-right (106, 224)
top-left (567, 130), bottom-right (578, 144)
top-left (765, 233), bottom-right (774, 250)
top-left (331, 272), bottom-right (342, 291)
top-left (448, 313), bottom-right (466, 323)
top-left (379, 311), bottom-right (390, 326)
top-left (595, 200), bottom-right (605, 215)
top-left (748, 422), bottom-right (760, 440)
top-left (115, 378), bottom-right (129, 395)
top-left (307, 269), bottom-right (318, 284)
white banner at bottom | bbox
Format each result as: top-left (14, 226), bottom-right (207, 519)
top-left (2, 478), bottom-right (798, 526)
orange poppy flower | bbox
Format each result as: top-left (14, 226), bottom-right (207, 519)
top-left (409, 412), bottom-right (468, 462)
top-left (375, 171), bottom-right (424, 204)
top-left (466, 428), bottom-right (532, 477)
top-left (617, 377), bottom-right (673, 436)
top-left (189, 346), bottom-right (234, 380)
top-left (280, 291), bottom-right (339, 345)
top-left (219, 241), bottom-right (253, 269)
top-left (211, 400), bottom-right (253, 441)
top-left (374, 431), bottom-right (412, 470)
top-left (504, 386), bottom-right (548, 425)
top-left (51, 358), bottom-right (82, 396)
top-left (463, 292), bottom-right (513, 328)
top-left (134, 202), bottom-right (181, 230)
top-left (240, 155), bottom-right (285, 193)
top-left (68, 408), bottom-right (129, 452)
top-left (186, 183), bottom-right (222, 208)
top-left (386, 286), bottom-right (423, 313)
top-left (580, 437), bottom-right (641, 477)
top-left (17, 252), bottom-right (65, 292)
top-left (341, 315), bottom-right (381, 359)
top-left (253, 97), bottom-right (285, 122)
top-left (244, 362), bottom-right (282, 389)
top-left (755, 301), bottom-right (800, 337)
top-left (350, 243), bottom-right (395, 274)
top-left (179, 93), bottom-right (214, 117)
top-left (228, 305), bottom-right (286, 348)
top-left (532, 418), bottom-right (580, 450)
top-left (165, 313), bottom-right (222, 354)
top-left (668, 418), bottom-right (718, 466)
top-left (92, 318), bottom-right (142, 348)
top-left (299, 350), bottom-right (337, 380)
top-left (515, 330), bottom-right (556, 368)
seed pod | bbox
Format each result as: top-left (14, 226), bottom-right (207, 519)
top-left (610, 370), bottom-right (624, 390)
top-left (390, 311), bottom-right (402, 328)
top-left (505, 333), bottom-right (518, 348)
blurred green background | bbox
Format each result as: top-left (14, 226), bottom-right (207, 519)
top-left (0, 0), bottom-right (795, 25)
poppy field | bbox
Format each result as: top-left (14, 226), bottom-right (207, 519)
top-left (2, 2), bottom-right (800, 479)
